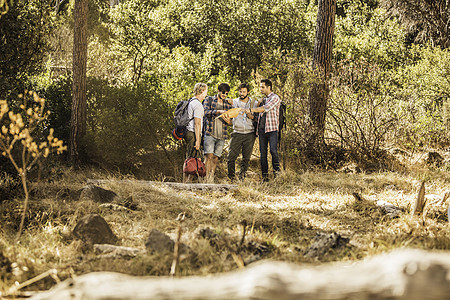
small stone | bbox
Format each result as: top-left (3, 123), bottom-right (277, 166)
top-left (73, 214), bottom-right (118, 245)
top-left (145, 229), bottom-right (192, 256)
top-left (426, 152), bottom-right (443, 167)
top-left (99, 203), bottom-right (132, 213)
top-left (145, 229), bottom-right (174, 253)
top-left (305, 232), bottom-right (349, 258)
top-left (79, 185), bottom-right (118, 203)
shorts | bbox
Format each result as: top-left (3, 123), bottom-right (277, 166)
top-left (203, 134), bottom-right (225, 157)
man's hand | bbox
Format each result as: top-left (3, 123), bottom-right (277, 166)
top-left (221, 114), bottom-right (232, 125)
top-left (194, 143), bottom-right (200, 150)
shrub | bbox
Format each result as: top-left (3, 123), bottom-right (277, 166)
top-left (39, 75), bottom-right (73, 146)
top-left (85, 77), bottom-right (176, 175)
top-left (0, 91), bottom-right (66, 237)
top-left (391, 45), bottom-right (450, 149)
top-left (0, 0), bottom-right (55, 97)
top-left (327, 58), bottom-right (398, 159)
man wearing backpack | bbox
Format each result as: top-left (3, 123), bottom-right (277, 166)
top-left (185, 82), bottom-right (208, 163)
top-left (245, 79), bottom-right (281, 182)
top-left (203, 83), bottom-right (233, 183)
top-left (227, 83), bottom-right (258, 182)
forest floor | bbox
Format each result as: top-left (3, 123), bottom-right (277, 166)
top-left (0, 155), bottom-right (449, 295)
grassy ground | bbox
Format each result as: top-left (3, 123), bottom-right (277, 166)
top-left (0, 159), bottom-right (449, 294)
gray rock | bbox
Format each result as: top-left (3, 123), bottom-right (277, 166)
top-left (197, 227), bottom-right (219, 246)
top-left (0, 250), bottom-right (12, 274)
top-left (73, 214), bottom-right (118, 245)
top-left (79, 185), bottom-right (118, 203)
top-left (377, 200), bottom-right (403, 218)
top-left (99, 203), bottom-right (132, 213)
top-left (145, 229), bottom-right (191, 255)
top-left (305, 232), bottom-right (349, 258)
top-left (426, 152), bottom-right (444, 166)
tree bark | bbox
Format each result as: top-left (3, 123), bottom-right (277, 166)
top-left (306, 0), bottom-right (336, 154)
top-left (70, 0), bottom-right (88, 163)
top-left (30, 249), bottom-right (450, 300)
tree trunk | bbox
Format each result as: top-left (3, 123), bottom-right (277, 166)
top-left (86, 179), bottom-right (238, 191)
top-left (70, 0), bottom-right (88, 163)
top-left (29, 249), bottom-right (450, 300)
top-left (306, 0), bottom-right (336, 155)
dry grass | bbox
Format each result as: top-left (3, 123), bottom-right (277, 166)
top-left (0, 164), bottom-right (449, 293)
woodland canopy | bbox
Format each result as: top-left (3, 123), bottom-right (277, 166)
top-left (0, 0), bottom-right (449, 177)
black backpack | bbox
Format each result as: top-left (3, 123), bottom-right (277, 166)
top-left (278, 101), bottom-right (287, 142)
top-left (172, 98), bottom-right (194, 140)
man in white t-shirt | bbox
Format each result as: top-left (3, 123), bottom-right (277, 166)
top-left (227, 83), bottom-right (258, 181)
top-left (183, 83), bottom-right (207, 183)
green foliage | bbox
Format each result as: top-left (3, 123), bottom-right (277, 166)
top-left (381, 0), bottom-right (450, 48)
top-left (328, 58), bottom-right (398, 158)
top-left (390, 45), bottom-right (450, 148)
top-left (0, 0), bottom-right (55, 97)
top-left (200, 0), bottom-right (311, 80)
top-left (20, 0), bottom-right (448, 175)
top-left (106, 0), bottom-right (311, 82)
top-left (39, 75), bottom-right (73, 145)
top-left (334, 3), bottom-right (408, 68)
top-left (0, 91), bottom-right (67, 237)
top-left (108, 0), bottom-right (179, 83)
top-left (0, 0), bottom-right (10, 16)
top-left (327, 43), bottom-right (450, 155)
top-left (84, 76), bottom-right (174, 172)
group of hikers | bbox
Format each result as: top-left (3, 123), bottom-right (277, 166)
top-left (183, 79), bottom-right (282, 183)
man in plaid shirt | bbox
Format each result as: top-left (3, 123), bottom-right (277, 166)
top-left (203, 83), bottom-right (233, 183)
top-left (245, 79), bottom-right (281, 182)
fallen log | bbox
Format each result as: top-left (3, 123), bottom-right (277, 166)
top-left (30, 249), bottom-right (450, 300)
top-left (87, 179), bottom-right (238, 191)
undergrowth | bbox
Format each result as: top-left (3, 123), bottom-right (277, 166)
top-left (0, 163), bottom-right (449, 294)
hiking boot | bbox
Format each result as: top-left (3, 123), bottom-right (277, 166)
top-left (238, 172), bottom-right (246, 181)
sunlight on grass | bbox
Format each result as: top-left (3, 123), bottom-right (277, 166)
top-left (0, 166), bottom-right (449, 294)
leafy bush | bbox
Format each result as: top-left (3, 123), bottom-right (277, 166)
top-left (391, 45), bottom-right (450, 149)
top-left (106, 0), bottom-right (312, 82)
top-left (334, 3), bottom-right (408, 69)
top-left (327, 59), bottom-right (398, 161)
top-left (0, 0), bottom-right (55, 97)
top-left (39, 75), bottom-right (73, 146)
top-left (85, 76), bottom-right (176, 174)
top-left (0, 91), bottom-right (66, 237)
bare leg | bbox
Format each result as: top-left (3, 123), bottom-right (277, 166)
top-left (209, 155), bottom-right (219, 183)
top-left (205, 153), bottom-right (214, 183)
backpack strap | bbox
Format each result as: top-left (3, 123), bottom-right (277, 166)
top-left (187, 97), bottom-right (198, 122)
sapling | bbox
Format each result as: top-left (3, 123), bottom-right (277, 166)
top-left (0, 91), bottom-right (67, 238)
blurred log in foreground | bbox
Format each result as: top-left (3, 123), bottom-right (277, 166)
top-left (31, 248), bottom-right (450, 300)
